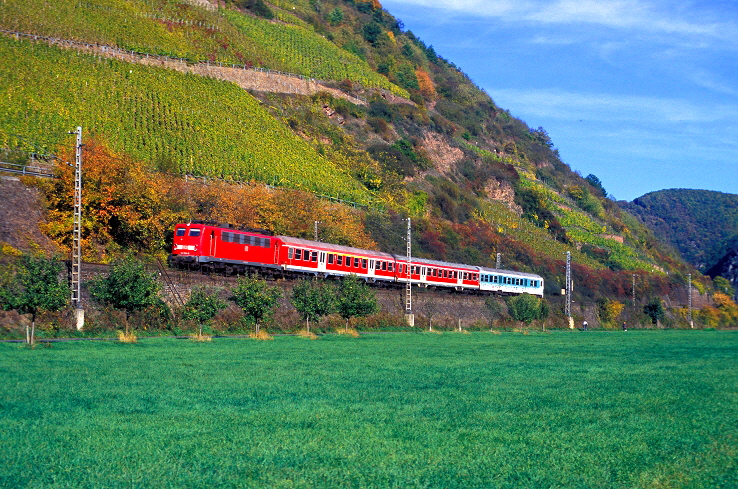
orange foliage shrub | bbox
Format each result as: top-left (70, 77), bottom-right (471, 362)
top-left (698, 306), bottom-right (721, 328)
top-left (415, 69), bottom-right (436, 99)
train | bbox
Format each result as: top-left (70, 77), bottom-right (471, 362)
top-left (168, 221), bottom-right (544, 297)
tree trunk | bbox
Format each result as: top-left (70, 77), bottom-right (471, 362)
top-left (30, 312), bottom-right (36, 346)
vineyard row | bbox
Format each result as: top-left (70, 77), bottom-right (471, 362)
top-left (0, 29), bottom-right (371, 105)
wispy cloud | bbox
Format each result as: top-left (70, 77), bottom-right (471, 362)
top-left (489, 88), bottom-right (738, 124)
top-left (387, 0), bottom-right (738, 43)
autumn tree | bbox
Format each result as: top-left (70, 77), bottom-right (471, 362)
top-left (39, 138), bottom-right (188, 258)
top-left (597, 298), bottom-right (624, 326)
top-left (415, 69), bottom-right (436, 99)
top-left (0, 254), bottom-right (69, 345)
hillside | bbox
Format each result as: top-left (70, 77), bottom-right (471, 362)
top-left (620, 189), bottom-right (738, 271)
top-left (0, 0), bottom-right (711, 303)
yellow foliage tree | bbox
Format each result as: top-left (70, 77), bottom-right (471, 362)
top-left (698, 306), bottom-right (721, 328)
top-left (597, 298), bottom-right (624, 326)
top-left (712, 292), bottom-right (738, 323)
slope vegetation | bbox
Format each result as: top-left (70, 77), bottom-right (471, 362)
top-left (0, 0), bottom-right (709, 302)
top-left (0, 35), bottom-right (370, 204)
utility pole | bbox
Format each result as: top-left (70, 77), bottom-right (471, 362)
top-left (687, 273), bottom-right (694, 329)
top-left (314, 220), bottom-right (320, 241)
top-left (632, 274), bottom-right (636, 304)
top-left (405, 218), bottom-right (414, 327)
top-left (496, 252), bottom-right (501, 269)
top-left (70, 126), bottom-right (84, 330)
top-left (565, 251), bottom-right (573, 328)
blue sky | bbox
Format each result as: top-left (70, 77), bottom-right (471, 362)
top-left (381, 0), bottom-right (738, 201)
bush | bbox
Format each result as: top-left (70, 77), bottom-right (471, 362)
top-left (506, 294), bottom-right (548, 325)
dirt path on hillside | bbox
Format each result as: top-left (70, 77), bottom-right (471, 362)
top-left (2, 30), bottom-right (372, 106)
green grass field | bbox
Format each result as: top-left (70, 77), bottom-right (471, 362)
top-left (1, 331), bottom-right (736, 488)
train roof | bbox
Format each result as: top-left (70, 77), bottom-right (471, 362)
top-left (392, 255), bottom-right (479, 270)
top-left (478, 266), bottom-right (543, 280)
top-left (278, 236), bottom-right (395, 259)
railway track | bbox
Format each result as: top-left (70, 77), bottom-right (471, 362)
top-left (0, 162), bottom-right (56, 179)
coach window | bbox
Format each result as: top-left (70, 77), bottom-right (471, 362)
top-left (337, 255), bottom-right (343, 265)
top-left (362, 259), bottom-right (367, 268)
top-left (388, 262), bottom-right (394, 272)
top-left (312, 251), bottom-right (318, 262)
top-left (352, 257), bottom-right (358, 268)
top-left (288, 248), bottom-right (294, 259)
top-left (295, 249), bottom-right (302, 260)
top-left (380, 261), bottom-right (385, 271)
top-left (328, 254), bottom-right (334, 264)
top-left (189, 228), bottom-right (201, 237)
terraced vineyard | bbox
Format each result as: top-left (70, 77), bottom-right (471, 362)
top-left (0, 36), bottom-right (371, 204)
top-left (0, 0), bottom-right (406, 96)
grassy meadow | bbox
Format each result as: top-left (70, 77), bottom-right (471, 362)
top-left (1, 331), bottom-right (736, 488)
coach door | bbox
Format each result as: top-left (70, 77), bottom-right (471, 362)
top-left (207, 230), bottom-right (216, 257)
top-left (318, 251), bottom-right (327, 273)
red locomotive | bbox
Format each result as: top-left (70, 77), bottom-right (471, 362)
top-left (169, 221), bottom-right (544, 296)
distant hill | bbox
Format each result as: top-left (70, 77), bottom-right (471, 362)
top-left (707, 244), bottom-right (738, 296)
top-left (620, 189), bottom-right (738, 271)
